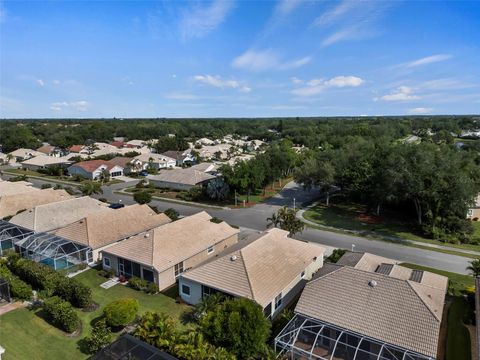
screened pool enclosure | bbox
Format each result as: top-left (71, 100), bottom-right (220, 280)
top-left (274, 315), bottom-right (435, 360)
top-left (0, 220), bottom-right (33, 255)
top-left (15, 232), bottom-right (91, 270)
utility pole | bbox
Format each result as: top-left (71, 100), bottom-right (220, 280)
top-left (293, 197), bottom-right (296, 212)
top-left (234, 190), bottom-right (237, 207)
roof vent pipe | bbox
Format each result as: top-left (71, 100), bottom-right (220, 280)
top-left (368, 280), bottom-right (377, 287)
top-left (230, 255), bottom-right (237, 261)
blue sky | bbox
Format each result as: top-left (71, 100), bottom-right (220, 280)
top-left (1, 0), bottom-right (479, 118)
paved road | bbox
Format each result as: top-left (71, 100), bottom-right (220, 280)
top-left (1, 174), bottom-right (470, 274)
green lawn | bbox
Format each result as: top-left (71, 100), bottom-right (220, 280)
top-left (0, 269), bottom-right (190, 360)
top-left (304, 202), bottom-right (480, 253)
top-left (125, 176), bottom-right (293, 208)
top-left (400, 263), bottom-right (474, 295)
top-left (445, 297), bottom-right (472, 360)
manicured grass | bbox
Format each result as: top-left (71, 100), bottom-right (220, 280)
top-left (400, 263), bottom-right (474, 295)
top-left (304, 202), bottom-right (480, 252)
top-left (445, 297), bottom-right (472, 360)
top-left (124, 176), bottom-right (293, 208)
top-left (0, 269), bottom-right (190, 360)
top-left (4, 169), bottom-right (80, 186)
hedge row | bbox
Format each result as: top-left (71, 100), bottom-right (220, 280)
top-left (7, 256), bottom-right (92, 308)
top-left (43, 296), bottom-right (80, 333)
top-left (0, 263), bottom-right (32, 301)
top-left (128, 277), bottom-right (158, 294)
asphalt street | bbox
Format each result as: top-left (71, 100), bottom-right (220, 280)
top-left (1, 174), bottom-right (471, 274)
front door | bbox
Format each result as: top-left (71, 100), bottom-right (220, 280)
top-left (118, 262), bottom-right (125, 276)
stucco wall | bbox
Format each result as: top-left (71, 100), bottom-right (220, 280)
top-left (156, 233), bottom-right (239, 290)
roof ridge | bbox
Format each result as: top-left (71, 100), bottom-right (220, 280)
top-left (406, 280), bottom-right (442, 322)
top-left (238, 249), bottom-right (255, 300)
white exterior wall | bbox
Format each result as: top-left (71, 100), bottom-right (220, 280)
top-left (178, 277), bottom-right (204, 305)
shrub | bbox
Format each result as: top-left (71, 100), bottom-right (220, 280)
top-left (145, 282), bottom-right (158, 294)
top-left (128, 277), bottom-right (148, 291)
top-left (326, 249), bottom-right (346, 263)
top-left (43, 296), bottom-right (80, 333)
top-left (133, 191), bottom-right (152, 204)
top-left (0, 265), bottom-right (32, 301)
top-left (164, 208), bottom-right (179, 221)
top-left (7, 258), bottom-right (92, 308)
top-left (41, 184), bottom-right (52, 189)
top-left (103, 298), bottom-right (139, 327)
top-left (83, 319), bottom-right (112, 354)
top-left (200, 298), bottom-right (271, 359)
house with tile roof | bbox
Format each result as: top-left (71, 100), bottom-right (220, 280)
top-left (0, 188), bottom-right (72, 218)
top-left (275, 252), bottom-right (448, 360)
top-left (161, 150), bottom-right (196, 166)
top-left (0, 180), bottom-right (37, 197)
top-left (8, 148), bottom-right (43, 162)
top-left (53, 204), bottom-right (170, 262)
top-left (67, 157), bottom-right (131, 179)
top-left (68, 144), bottom-right (86, 154)
top-left (130, 153), bottom-right (176, 172)
top-left (36, 144), bottom-right (64, 157)
top-left (147, 168), bottom-right (216, 190)
top-left (21, 155), bottom-right (74, 171)
top-left (179, 228), bottom-right (325, 318)
top-left (9, 196), bottom-right (110, 232)
top-left (100, 211), bottom-right (239, 290)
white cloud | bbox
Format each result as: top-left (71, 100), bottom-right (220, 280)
top-left (275, 0), bottom-right (303, 16)
top-left (232, 49), bottom-right (311, 72)
top-left (314, 1), bottom-right (393, 47)
top-left (180, 0), bottom-right (235, 39)
top-left (193, 75), bottom-right (251, 93)
top-left (50, 100), bottom-right (89, 112)
top-left (409, 107), bottom-right (433, 114)
top-left (291, 77), bottom-right (304, 84)
top-left (52, 80), bottom-right (61, 85)
top-left (36, 79), bottom-right (45, 87)
top-left (292, 75), bottom-right (364, 96)
top-left (324, 76), bottom-right (364, 87)
top-left (406, 54), bottom-right (452, 68)
top-left (313, 0), bottom-right (357, 26)
top-left (378, 86), bottom-right (420, 101)
top-left (232, 49), bottom-right (278, 71)
top-left (278, 56), bottom-right (312, 70)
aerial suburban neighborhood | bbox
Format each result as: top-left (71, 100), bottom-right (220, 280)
top-left (1, 1), bottom-right (480, 360)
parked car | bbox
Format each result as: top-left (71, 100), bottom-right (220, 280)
top-left (139, 170), bottom-right (149, 177)
top-left (109, 203), bottom-right (125, 209)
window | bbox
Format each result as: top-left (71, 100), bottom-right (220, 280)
top-left (301, 271), bottom-right (305, 279)
top-left (174, 262), bottom-right (184, 277)
top-left (142, 268), bottom-right (154, 283)
top-left (103, 257), bottom-right (111, 268)
top-left (181, 284), bottom-right (191, 296)
top-left (207, 245), bottom-right (214, 255)
top-left (274, 293), bottom-right (282, 310)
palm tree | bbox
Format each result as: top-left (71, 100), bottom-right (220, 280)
top-left (467, 259), bottom-right (480, 277)
top-left (266, 213), bottom-right (280, 229)
top-left (6, 153), bottom-right (14, 164)
top-left (194, 293), bottom-right (225, 320)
